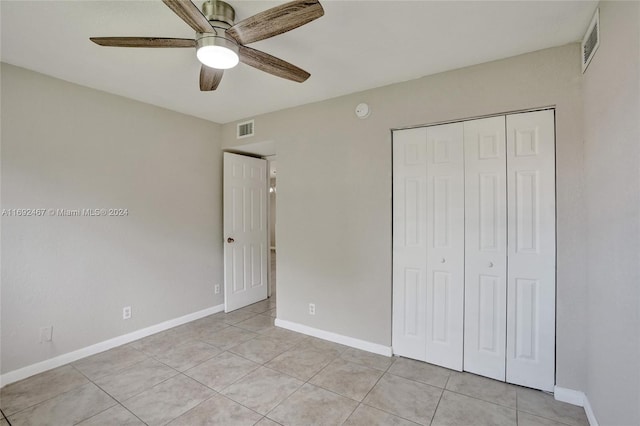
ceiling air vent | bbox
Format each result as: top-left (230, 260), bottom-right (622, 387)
top-left (237, 120), bottom-right (255, 139)
top-left (581, 8), bottom-right (600, 73)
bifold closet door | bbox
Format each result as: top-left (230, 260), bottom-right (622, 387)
top-left (506, 110), bottom-right (556, 392)
top-left (392, 123), bottom-right (464, 371)
top-left (392, 127), bottom-right (428, 361)
top-left (394, 110), bottom-right (556, 390)
top-left (463, 116), bottom-right (508, 381)
top-left (424, 123), bottom-right (464, 370)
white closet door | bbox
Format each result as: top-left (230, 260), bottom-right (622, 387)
top-left (506, 110), bottom-right (556, 391)
top-left (425, 123), bottom-right (465, 371)
top-left (463, 116), bottom-right (508, 380)
top-left (392, 127), bottom-right (428, 361)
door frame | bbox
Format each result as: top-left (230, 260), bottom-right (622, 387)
top-left (223, 147), bottom-right (276, 303)
top-left (265, 155), bottom-right (276, 298)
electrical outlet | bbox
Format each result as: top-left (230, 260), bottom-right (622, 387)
top-left (39, 326), bottom-right (53, 343)
top-left (308, 303), bottom-right (316, 315)
top-left (123, 306), bottom-right (132, 320)
top-left (214, 284), bottom-right (221, 294)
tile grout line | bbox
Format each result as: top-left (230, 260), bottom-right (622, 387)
top-left (190, 337), bottom-right (305, 419)
top-left (258, 380), bottom-right (305, 423)
top-left (350, 356), bottom-right (439, 426)
top-left (260, 347), bottom-right (359, 425)
top-left (428, 387), bottom-right (446, 426)
top-left (511, 389), bottom-right (570, 426)
top-left (2, 366), bottom-right (92, 421)
top-left (426, 369), bottom-right (453, 426)
top-left (516, 407), bottom-right (585, 426)
top-left (437, 369), bottom-right (519, 411)
top-left (360, 358), bottom-right (394, 403)
top-left (1, 408), bottom-right (13, 426)
top-left (190, 356), bottom-right (259, 396)
top-left (162, 302), bottom-right (280, 423)
top-left (72, 372), bottom-right (120, 424)
top-left (102, 373), bottom-right (178, 422)
top-left (165, 389), bottom-right (266, 426)
top-left (152, 355), bottom-right (266, 424)
top-left (358, 402), bottom-right (424, 426)
top-left (223, 334), bottom-right (357, 424)
top-left (383, 362), bottom-right (525, 411)
top-left (440, 387), bottom-right (517, 411)
top-left (349, 356), bottom-right (396, 423)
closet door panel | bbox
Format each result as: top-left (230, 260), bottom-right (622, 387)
top-left (425, 122), bottom-right (465, 371)
top-left (463, 117), bottom-right (507, 380)
top-left (392, 128), bottom-right (428, 361)
top-left (506, 110), bottom-right (556, 392)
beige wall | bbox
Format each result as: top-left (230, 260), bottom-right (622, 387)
top-left (222, 44), bottom-right (587, 391)
top-left (1, 63), bottom-right (224, 374)
top-left (583, 2), bottom-right (640, 424)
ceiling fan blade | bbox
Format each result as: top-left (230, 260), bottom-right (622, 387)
top-left (200, 66), bottom-right (224, 91)
top-left (227, 0), bottom-right (324, 45)
top-left (90, 37), bottom-right (196, 48)
top-left (162, 0), bottom-right (213, 33)
top-left (238, 45), bottom-right (310, 83)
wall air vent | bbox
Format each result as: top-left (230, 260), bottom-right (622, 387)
top-left (581, 8), bottom-right (600, 73)
top-left (237, 120), bottom-right (255, 139)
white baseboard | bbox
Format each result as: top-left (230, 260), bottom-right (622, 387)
top-left (554, 386), bottom-right (599, 426)
top-left (583, 395), bottom-right (599, 426)
top-left (554, 386), bottom-right (585, 406)
top-left (274, 318), bottom-right (393, 357)
top-left (0, 304), bottom-right (224, 388)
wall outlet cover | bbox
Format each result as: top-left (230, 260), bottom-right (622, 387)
top-left (39, 326), bottom-right (53, 343)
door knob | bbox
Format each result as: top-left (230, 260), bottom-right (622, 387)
top-left (440, 258), bottom-right (446, 263)
top-left (227, 237), bottom-right (235, 243)
top-left (488, 262), bottom-right (494, 268)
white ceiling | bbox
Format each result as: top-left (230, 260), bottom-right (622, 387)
top-left (1, 1), bottom-right (597, 124)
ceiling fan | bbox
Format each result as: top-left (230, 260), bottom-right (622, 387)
top-left (90, 0), bottom-right (324, 91)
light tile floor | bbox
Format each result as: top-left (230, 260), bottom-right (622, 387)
top-left (0, 299), bottom-right (589, 426)
top-left (1, 252), bottom-right (588, 426)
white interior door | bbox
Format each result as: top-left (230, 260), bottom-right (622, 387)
top-left (463, 116), bottom-right (508, 380)
top-left (424, 123), bottom-right (465, 371)
top-left (223, 152), bottom-right (268, 312)
top-left (505, 110), bottom-right (556, 391)
top-left (392, 127), bottom-right (428, 361)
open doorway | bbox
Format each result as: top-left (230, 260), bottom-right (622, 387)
top-left (222, 140), bottom-right (277, 314)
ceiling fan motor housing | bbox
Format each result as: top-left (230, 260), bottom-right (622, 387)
top-left (196, 32), bottom-right (238, 51)
top-left (202, 0), bottom-right (235, 27)
top-left (197, 0), bottom-right (239, 69)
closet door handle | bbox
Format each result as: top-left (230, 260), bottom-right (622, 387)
top-left (440, 258), bottom-right (446, 263)
top-left (488, 261), bottom-right (494, 268)
top-left (227, 237), bottom-right (235, 243)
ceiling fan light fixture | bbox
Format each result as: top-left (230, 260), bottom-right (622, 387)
top-left (196, 34), bottom-right (239, 69)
